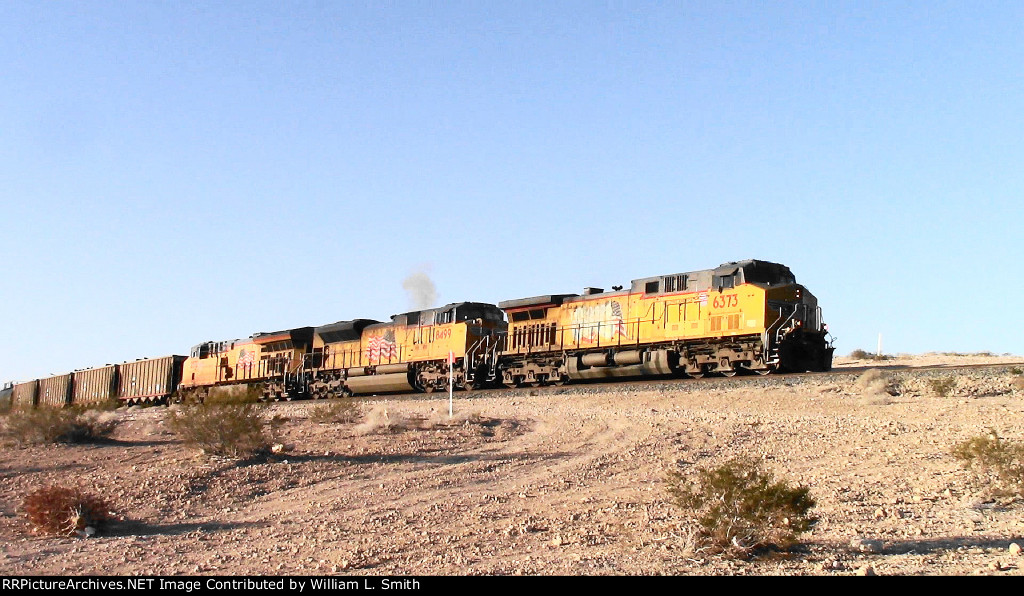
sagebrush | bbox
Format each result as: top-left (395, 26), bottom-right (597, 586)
top-left (952, 431), bottom-right (1024, 497)
top-left (23, 486), bottom-right (112, 537)
top-left (166, 403), bottom-right (272, 458)
top-left (667, 457), bottom-right (816, 557)
top-left (3, 407), bottom-right (118, 445)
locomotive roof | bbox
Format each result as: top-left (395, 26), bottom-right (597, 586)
top-left (629, 259), bottom-right (796, 293)
top-left (252, 326), bottom-right (315, 346)
top-left (314, 319), bottom-right (379, 343)
top-left (499, 259), bottom-right (798, 308)
top-left (314, 319), bottom-right (380, 334)
top-left (387, 301), bottom-right (499, 321)
top-left (497, 294), bottom-right (578, 311)
top-left (189, 338), bottom-right (248, 352)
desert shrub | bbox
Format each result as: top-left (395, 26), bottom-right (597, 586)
top-left (205, 383), bottom-right (264, 405)
top-left (849, 349), bottom-right (893, 361)
top-left (952, 431), bottom-right (1024, 497)
top-left (928, 377), bottom-right (957, 397)
top-left (166, 403), bottom-right (271, 458)
top-left (3, 407), bottom-right (118, 445)
top-left (354, 406), bottom-right (426, 434)
top-left (309, 399), bottom-right (362, 424)
top-left (23, 486), bottom-right (112, 537)
top-left (854, 368), bottom-right (901, 399)
top-left (666, 456), bottom-right (816, 557)
top-left (1010, 367), bottom-right (1022, 376)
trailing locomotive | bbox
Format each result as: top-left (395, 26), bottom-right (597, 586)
top-left (8, 259), bottom-right (833, 407)
top-left (297, 302), bottom-right (505, 398)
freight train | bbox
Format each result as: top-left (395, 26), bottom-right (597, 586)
top-left (7, 259), bottom-right (833, 408)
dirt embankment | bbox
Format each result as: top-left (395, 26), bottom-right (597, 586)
top-left (2, 356), bottom-right (1024, 576)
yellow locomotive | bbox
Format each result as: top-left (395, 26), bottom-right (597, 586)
top-left (178, 327), bottom-right (314, 401)
top-left (298, 302), bottom-right (506, 396)
top-left (491, 259), bottom-right (833, 386)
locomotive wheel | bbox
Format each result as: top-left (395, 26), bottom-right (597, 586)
top-left (720, 369), bottom-right (737, 378)
top-left (423, 384), bottom-right (435, 394)
top-left (550, 375), bottom-right (567, 387)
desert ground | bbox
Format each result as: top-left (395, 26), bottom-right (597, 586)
top-left (2, 353), bottom-right (1024, 576)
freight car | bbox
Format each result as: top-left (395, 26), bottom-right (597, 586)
top-left (6, 356), bottom-right (186, 410)
top-left (0, 382), bottom-right (13, 410)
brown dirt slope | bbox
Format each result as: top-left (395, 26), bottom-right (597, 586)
top-left (2, 355), bottom-right (1024, 576)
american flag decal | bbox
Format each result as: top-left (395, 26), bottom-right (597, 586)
top-left (571, 300), bottom-right (629, 343)
top-left (366, 330), bottom-right (398, 363)
top-left (238, 348), bottom-right (254, 367)
top-left (610, 301), bottom-right (628, 337)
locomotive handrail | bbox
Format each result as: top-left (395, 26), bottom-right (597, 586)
top-left (763, 303), bottom-right (798, 364)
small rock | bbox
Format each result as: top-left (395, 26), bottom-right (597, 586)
top-left (988, 560), bottom-right (1006, 571)
top-left (857, 564), bottom-right (876, 576)
top-left (271, 444), bottom-right (286, 454)
top-left (1009, 543), bottom-right (1022, 556)
top-left (850, 536), bottom-right (883, 554)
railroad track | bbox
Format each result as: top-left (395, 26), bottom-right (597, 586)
top-left (271, 360), bottom-right (1024, 408)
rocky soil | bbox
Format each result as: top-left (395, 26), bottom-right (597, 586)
top-left (2, 354), bottom-right (1024, 576)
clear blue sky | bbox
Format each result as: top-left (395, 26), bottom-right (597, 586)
top-left (2, 1), bottom-right (1021, 382)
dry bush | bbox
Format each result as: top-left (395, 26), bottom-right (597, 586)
top-left (354, 406), bottom-right (426, 434)
top-left (666, 457), bottom-right (816, 557)
top-left (3, 407), bottom-right (118, 446)
top-left (850, 349), bottom-right (893, 361)
top-left (23, 486), bottom-right (112, 537)
top-left (205, 383), bottom-right (264, 405)
top-left (952, 431), bottom-right (1024, 498)
top-left (853, 369), bottom-right (900, 404)
top-left (166, 403), bottom-right (271, 458)
top-left (309, 399), bottom-right (362, 424)
top-left (928, 376), bottom-right (957, 397)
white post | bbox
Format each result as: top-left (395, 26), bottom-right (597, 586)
top-left (877, 333), bottom-right (883, 358)
top-left (448, 351), bottom-right (454, 418)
